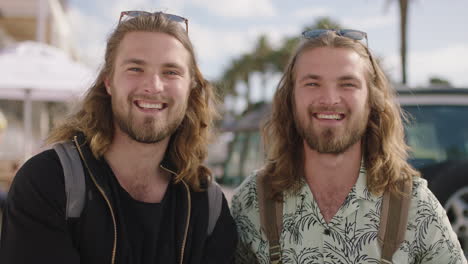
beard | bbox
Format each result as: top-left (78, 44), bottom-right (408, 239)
top-left (294, 105), bottom-right (369, 154)
top-left (112, 95), bottom-right (187, 144)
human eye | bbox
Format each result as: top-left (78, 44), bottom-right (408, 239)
top-left (127, 67), bottom-right (143, 73)
top-left (341, 82), bottom-right (358, 89)
top-left (164, 69), bottom-right (182, 77)
top-left (305, 82), bottom-right (319, 88)
top-left (165, 70), bottom-right (177, 75)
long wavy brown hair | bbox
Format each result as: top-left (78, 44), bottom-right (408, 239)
top-left (262, 31), bottom-right (419, 199)
top-left (47, 14), bottom-right (218, 191)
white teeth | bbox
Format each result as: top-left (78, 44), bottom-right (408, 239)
top-left (317, 114), bottom-right (342, 120)
top-left (137, 102), bottom-right (163, 109)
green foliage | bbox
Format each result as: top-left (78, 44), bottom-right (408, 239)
top-left (302, 16), bottom-right (342, 32)
top-left (429, 76), bottom-right (452, 87)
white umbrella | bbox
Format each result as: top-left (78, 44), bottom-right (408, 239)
top-left (0, 41), bottom-right (92, 100)
top-left (0, 41), bottom-right (93, 159)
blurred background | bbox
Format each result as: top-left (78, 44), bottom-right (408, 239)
top-left (0, 0), bottom-right (467, 252)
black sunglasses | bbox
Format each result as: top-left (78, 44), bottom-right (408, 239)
top-left (302, 29), bottom-right (377, 78)
top-left (119, 11), bottom-right (189, 33)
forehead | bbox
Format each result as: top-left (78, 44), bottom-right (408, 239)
top-left (116, 31), bottom-right (191, 68)
top-left (294, 47), bottom-right (368, 81)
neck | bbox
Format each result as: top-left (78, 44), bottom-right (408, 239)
top-left (303, 140), bottom-right (362, 190)
top-left (104, 129), bottom-right (171, 197)
top-left (302, 141), bottom-right (363, 223)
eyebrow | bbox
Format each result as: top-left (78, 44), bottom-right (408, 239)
top-left (163, 62), bottom-right (185, 70)
top-left (121, 58), bottom-right (147, 66)
top-left (338, 75), bottom-right (360, 81)
top-left (120, 60), bottom-right (187, 73)
top-left (298, 74), bottom-right (321, 83)
top-left (298, 74), bottom-right (362, 83)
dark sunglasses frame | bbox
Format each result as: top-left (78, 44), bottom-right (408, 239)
top-left (302, 29), bottom-right (377, 80)
top-left (119, 11), bottom-right (189, 33)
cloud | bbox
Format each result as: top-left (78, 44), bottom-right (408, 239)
top-left (292, 7), bottom-right (331, 19)
top-left (385, 43), bottom-right (468, 87)
top-left (190, 0), bottom-right (276, 17)
top-left (67, 0), bottom-right (186, 71)
top-left (66, 0), bottom-right (295, 80)
top-left (92, 0), bottom-right (187, 23)
top-left (190, 22), bottom-right (299, 79)
top-left (342, 14), bottom-right (396, 30)
top-left (190, 24), bottom-right (258, 79)
top-left (244, 24), bottom-right (299, 48)
top-left (66, 7), bottom-right (108, 71)
top-left (107, 0), bottom-right (180, 18)
top-left (158, 0), bottom-right (186, 14)
top-left (190, 24), bottom-right (248, 61)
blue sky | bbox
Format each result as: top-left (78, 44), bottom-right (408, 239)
top-left (67, 0), bottom-right (468, 104)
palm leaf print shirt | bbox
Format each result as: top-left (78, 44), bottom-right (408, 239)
top-left (231, 168), bottom-right (466, 264)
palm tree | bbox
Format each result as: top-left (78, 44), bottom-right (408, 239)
top-left (266, 37), bottom-right (296, 73)
top-left (218, 43), bottom-right (264, 111)
top-left (269, 17), bottom-right (342, 73)
top-left (237, 54), bottom-right (255, 109)
top-left (302, 16), bottom-right (342, 32)
top-left (217, 63), bottom-right (239, 99)
top-left (398, 0), bottom-right (409, 84)
top-left (385, 0), bottom-right (411, 84)
top-left (251, 35), bottom-right (273, 101)
top-left (217, 55), bottom-right (254, 110)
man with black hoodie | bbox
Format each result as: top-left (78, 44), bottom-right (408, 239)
top-left (0, 11), bottom-right (237, 264)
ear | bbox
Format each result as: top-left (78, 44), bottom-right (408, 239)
top-left (104, 76), bottom-right (112, 95)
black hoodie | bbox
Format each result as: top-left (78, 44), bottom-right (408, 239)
top-left (0, 135), bottom-right (237, 264)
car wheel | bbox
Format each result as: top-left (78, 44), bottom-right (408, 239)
top-left (426, 160), bottom-right (468, 255)
top-left (444, 186), bottom-right (468, 255)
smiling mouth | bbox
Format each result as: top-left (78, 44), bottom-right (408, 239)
top-left (314, 113), bottom-right (345, 120)
top-left (134, 100), bottom-right (168, 111)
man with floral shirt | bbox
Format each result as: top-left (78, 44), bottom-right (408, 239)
top-left (231, 29), bottom-right (466, 264)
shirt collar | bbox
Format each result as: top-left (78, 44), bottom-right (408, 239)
top-left (294, 158), bottom-right (380, 202)
top-left (352, 162), bottom-right (380, 202)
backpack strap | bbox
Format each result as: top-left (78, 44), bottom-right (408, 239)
top-left (378, 179), bottom-right (413, 264)
top-left (53, 142), bottom-right (86, 219)
top-left (257, 171), bottom-right (283, 264)
top-left (207, 180), bottom-right (223, 236)
top-left (54, 139), bottom-right (224, 235)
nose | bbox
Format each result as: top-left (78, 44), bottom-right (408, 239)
top-left (144, 73), bottom-right (164, 94)
top-left (318, 86), bottom-right (340, 106)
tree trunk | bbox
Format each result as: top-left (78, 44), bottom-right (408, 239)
top-left (261, 73), bottom-right (268, 102)
top-left (399, 0), bottom-right (408, 84)
top-left (244, 75), bottom-right (252, 110)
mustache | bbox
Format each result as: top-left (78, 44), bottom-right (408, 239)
top-left (307, 105), bottom-right (348, 114)
top-left (128, 94), bottom-right (171, 103)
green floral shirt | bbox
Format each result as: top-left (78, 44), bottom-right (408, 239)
top-left (231, 169), bottom-right (466, 264)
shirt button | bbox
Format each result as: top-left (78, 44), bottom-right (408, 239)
top-left (324, 229), bottom-right (330, 235)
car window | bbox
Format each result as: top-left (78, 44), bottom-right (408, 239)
top-left (403, 105), bottom-right (468, 169)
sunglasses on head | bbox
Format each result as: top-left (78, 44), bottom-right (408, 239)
top-left (302, 29), bottom-right (377, 79)
top-left (302, 29), bottom-right (368, 46)
top-left (119, 11), bottom-right (189, 33)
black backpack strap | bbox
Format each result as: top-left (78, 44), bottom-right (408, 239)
top-left (207, 180), bottom-right (223, 236)
top-left (257, 171), bottom-right (283, 264)
top-left (53, 142), bottom-right (86, 219)
top-left (378, 179), bottom-right (413, 264)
